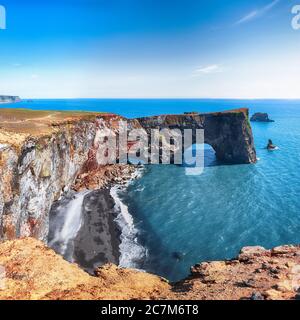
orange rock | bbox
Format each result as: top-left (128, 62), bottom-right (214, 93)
top-left (0, 238), bottom-right (300, 300)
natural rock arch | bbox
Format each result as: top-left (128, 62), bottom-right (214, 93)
top-left (135, 108), bottom-right (257, 164)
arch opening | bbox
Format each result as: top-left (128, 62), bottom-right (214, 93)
top-left (183, 143), bottom-right (218, 168)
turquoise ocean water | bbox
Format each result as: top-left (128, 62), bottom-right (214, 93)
top-left (3, 99), bottom-right (300, 281)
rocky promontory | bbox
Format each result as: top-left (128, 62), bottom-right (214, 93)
top-left (0, 96), bottom-right (21, 104)
top-left (0, 237), bottom-right (299, 300)
top-left (0, 109), bottom-right (110, 241)
top-left (138, 108), bottom-right (257, 164)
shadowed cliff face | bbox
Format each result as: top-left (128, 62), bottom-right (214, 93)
top-left (136, 109), bottom-right (257, 164)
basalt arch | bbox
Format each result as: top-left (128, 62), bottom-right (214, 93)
top-left (135, 109), bottom-right (257, 164)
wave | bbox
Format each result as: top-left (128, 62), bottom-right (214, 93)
top-left (110, 168), bottom-right (147, 269)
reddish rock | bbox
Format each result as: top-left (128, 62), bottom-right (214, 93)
top-left (0, 238), bottom-right (300, 300)
top-left (271, 245), bottom-right (299, 256)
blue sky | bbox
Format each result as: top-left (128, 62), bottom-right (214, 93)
top-left (0, 0), bottom-right (299, 98)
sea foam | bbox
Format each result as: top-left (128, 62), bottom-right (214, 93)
top-left (110, 168), bottom-right (147, 269)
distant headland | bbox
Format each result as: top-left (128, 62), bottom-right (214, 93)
top-left (0, 95), bottom-right (21, 104)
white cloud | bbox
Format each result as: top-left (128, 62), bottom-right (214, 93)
top-left (193, 64), bottom-right (225, 75)
top-left (234, 0), bottom-right (280, 25)
top-left (235, 11), bottom-right (258, 25)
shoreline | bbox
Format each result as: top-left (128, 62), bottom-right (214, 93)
top-left (110, 166), bottom-right (147, 269)
top-left (73, 189), bottom-right (121, 274)
top-left (52, 164), bottom-right (146, 274)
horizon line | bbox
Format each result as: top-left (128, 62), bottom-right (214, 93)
top-left (13, 97), bottom-right (300, 101)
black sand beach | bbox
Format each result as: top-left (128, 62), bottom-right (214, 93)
top-left (73, 190), bottom-right (120, 274)
top-left (48, 189), bottom-right (121, 274)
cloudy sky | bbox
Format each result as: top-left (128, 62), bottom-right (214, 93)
top-left (0, 0), bottom-right (300, 98)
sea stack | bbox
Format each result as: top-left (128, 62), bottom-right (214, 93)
top-left (250, 113), bottom-right (274, 122)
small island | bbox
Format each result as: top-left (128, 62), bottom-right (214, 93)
top-left (250, 113), bottom-right (274, 122)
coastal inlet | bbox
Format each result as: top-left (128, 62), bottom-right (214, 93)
top-left (0, 107), bottom-right (256, 279)
top-left (48, 168), bottom-right (146, 273)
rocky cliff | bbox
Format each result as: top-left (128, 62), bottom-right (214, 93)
top-left (0, 108), bottom-right (257, 242)
top-left (137, 109), bottom-right (256, 164)
top-left (0, 109), bottom-right (113, 240)
top-left (0, 238), bottom-right (299, 300)
top-left (0, 96), bottom-right (21, 104)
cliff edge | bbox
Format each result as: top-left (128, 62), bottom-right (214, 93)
top-left (0, 238), bottom-right (299, 300)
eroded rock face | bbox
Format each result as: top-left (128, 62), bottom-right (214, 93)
top-left (0, 110), bottom-right (131, 241)
top-left (0, 121), bottom-right (97, 240)
top-left (0, 238), bottom-right (299, 300)
top-left (173, 244), bottom-right (300, 300)
top-left (137, 108), bottom-right (257, 164)
top-left (0, 110), bottom-right (135, 241)
top-left (0, 238), bottom-right (170, 300)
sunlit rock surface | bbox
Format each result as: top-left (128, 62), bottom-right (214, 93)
top-left (0, 238), bottom-right (299, 300)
